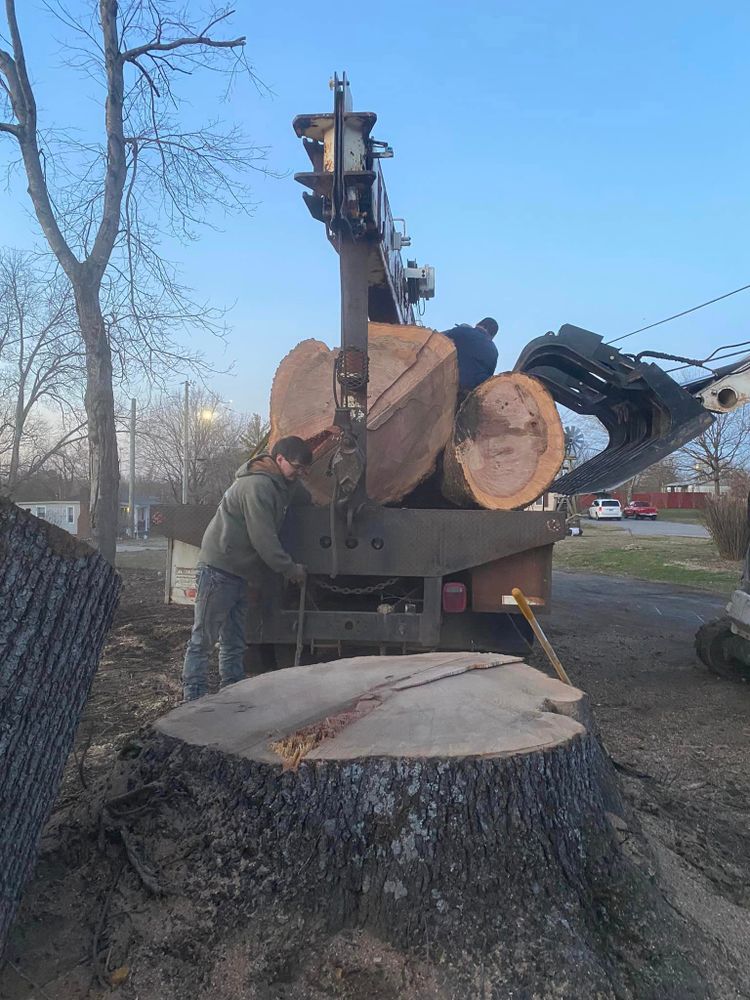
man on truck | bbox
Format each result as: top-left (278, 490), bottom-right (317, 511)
top-left (181, 436), bottom-right (312, 702)
top-left (441, 317), bottom-right (499, 394)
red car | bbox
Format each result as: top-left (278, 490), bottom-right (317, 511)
top-left (623, 500), bottom-right (658, 520)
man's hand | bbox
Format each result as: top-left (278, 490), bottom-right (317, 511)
top-left (287, 563), bottom-right (307, 585)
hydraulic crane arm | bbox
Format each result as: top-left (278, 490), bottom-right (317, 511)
top-left (684, 355), bottom-right (750, 414)
top-left (292, 73), bottom-right (434, 515)
top-left (515, 326), bottom-right (750, 496)
top-left (293, 74), bottom-right (435, 328)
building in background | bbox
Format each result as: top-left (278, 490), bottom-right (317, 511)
top-left (118, 486), bottom-right (161, 538)
top-left (15, 497), bottom-right (83, 536)
top-left (665, 479), bottom-right (729, 495)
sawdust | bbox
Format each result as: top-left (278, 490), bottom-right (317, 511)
top-left (270, 695), bottom-right (381, 769)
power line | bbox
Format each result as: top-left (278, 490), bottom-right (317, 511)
top-left (608, 281), bottom-right (750, 345)
top-left (666, 347), bottom-right (750, 375)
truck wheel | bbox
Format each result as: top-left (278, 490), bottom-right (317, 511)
top-left (695, 617), bottom-right (744, 681)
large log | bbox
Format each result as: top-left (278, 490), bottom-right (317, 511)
top-left (120, 652), bottom-right (708, 997)
top-left (442, 371), bottom-right (565, 509)
top-left (269, 324), bottom-right (457, 504)
top-left (0, 501), bottom-right (120, 953)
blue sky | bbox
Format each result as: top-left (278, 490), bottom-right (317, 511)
top-left (2, 1), bottom-right (749, 417)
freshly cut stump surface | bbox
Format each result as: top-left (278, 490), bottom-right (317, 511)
top-left (128, 652), bottom-right (713, 997)
top-left (156, 652), bottom-right (583, 761)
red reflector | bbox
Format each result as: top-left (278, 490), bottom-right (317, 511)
top-left (442, 582), bottom-right (467, 613)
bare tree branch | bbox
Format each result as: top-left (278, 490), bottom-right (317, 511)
top-left (122, 33), bottom-right (245, 63)
top-left (0, 1), bottom-right (266, 557)
top-left (0, 251), bottom-right (83, 493)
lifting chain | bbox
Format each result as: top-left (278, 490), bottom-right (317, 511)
top-left (314, 576), bottom-right (400, 596)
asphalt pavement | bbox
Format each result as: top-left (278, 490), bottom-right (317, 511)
top-left (552, 569), bottom-right (726, 628)
top-left (584, 516), bottom-right (709, 538)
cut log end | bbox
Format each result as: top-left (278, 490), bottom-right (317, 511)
top-left (269, 325), bottom-right (458, 505)
top-left (442, 372), bottom-right (565, 509)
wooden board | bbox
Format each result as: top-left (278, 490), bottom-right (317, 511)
top-left (442, 372), bottom-right (565, 509)
top-left (269, 324), bottom-right (458, 505)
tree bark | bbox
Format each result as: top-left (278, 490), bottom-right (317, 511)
top-left (74, 282), bottom-right (120, 563)
top-left (442, 372), bottom-right (565, 509)
top-left (0, 500), bottom-right (120, 953)
top-left (114, 653), bottom-right (709, 998)
top-left (269, 324), bottom-right (457, 505)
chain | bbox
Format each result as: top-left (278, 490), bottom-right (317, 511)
top-left (314, 576), bottom-right (400, 596)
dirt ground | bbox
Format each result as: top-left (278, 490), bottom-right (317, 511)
top-left (2, 557), bottom-right (750, 999)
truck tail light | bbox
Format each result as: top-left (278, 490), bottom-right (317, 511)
top-left (442, 581), bottom-right (467, 613)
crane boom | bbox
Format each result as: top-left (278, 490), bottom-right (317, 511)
top-left (292, 73), bottom-right (434, 517)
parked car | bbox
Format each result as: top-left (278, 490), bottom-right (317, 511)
top-left (588, 498), bottom-right (622, 520)
top-left (623, 500), bottom-right (658, 520)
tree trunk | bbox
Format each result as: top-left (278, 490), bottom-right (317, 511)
top-left (269, 324), bottom-right (457, 505)
top-left (442, 372), bottom-right (565, 509)
top-left (0, 500), bottom-right (120, 953)
top-left (74, 282), bottom-right (120, 563)
top-left (112, 652), bottom-right (708, 998)
top-left (7, 375), bottom-right (26, 495)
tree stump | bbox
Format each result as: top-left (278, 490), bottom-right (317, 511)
top-left (129, 651), bottom-right (691, 996)
top-left (0, 500), bottom-right (120, 952)
top-left (269, 325), bottom-right (458, 504)
top-left (442, 372), bottom-right (565, 509)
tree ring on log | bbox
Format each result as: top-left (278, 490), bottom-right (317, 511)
top-left (442, 372), bottom-right (565, 509)
top-left (269, 326), bottom-right (458, 505)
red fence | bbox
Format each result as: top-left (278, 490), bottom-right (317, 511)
top-left (633, 492), bottom-right (709, 509)
top-left (577, 491), bottom-right (709, 510)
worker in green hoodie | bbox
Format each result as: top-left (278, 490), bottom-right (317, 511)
top-left (182, 435), bottom-right (313, 702)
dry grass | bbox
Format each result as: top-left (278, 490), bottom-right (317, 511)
top-left (701, 496), bottom-right (750, 560)
top-left (555, 524), bottom-right (741, 591)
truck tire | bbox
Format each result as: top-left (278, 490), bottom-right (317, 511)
top-left (695, 617), bottom-right (745, 682)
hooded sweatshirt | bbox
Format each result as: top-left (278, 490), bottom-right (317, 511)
top-left (198, 454), bottom-right (309, 582)
top-left (441, 324), bottom-right (498, 391)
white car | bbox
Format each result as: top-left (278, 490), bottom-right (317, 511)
top-left (588, 498), bottom-right (622, 520)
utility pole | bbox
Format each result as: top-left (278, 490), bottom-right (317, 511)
top-left (129, 398), bottom-right (136, 537)
top-left (182, 381), bottom-right (190, 504)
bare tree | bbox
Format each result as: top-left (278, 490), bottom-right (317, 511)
top-left (243, 411), bottom-right (270, 456)
top-left (0, 3), bottom-right (262, 560)
top-left (619, 456), bottom-right (680, 501)
top-left (42, 434), bottom-right (90, 494)
top-left (679, 411), bottom-right (750, 495)
top-left (0, 252), bottom-right (87, 494)
top-left (139, 388), bottom-right (256, 504)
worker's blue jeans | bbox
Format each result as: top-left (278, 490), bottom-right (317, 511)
top-left (182, 564), bottom-right (249, 701)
